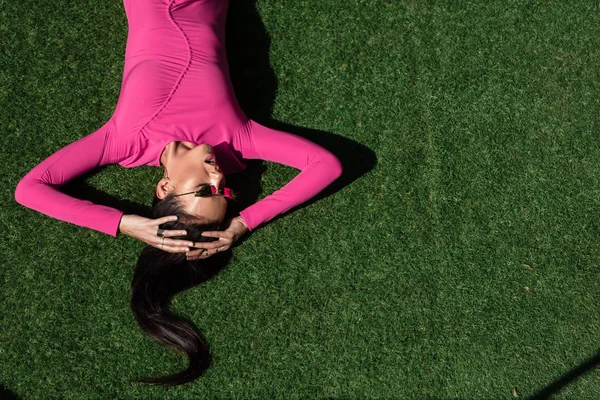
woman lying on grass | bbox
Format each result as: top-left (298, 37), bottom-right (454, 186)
top-left (14, 0), bottom-right (342, 386)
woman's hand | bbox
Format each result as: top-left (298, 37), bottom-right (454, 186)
top-left (186, 216), bottom-right (248, 260)
top-left (119, 214), bottom-right (194, 253)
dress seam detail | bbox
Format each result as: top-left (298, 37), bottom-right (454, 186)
top-left (136, 0), bottom-right (193, 138)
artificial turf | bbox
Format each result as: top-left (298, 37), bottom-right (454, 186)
top-left (2, 0), bottom-right (600, 398)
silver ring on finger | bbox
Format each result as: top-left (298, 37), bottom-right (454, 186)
top-left (157, 229), bottom-right (165, 237)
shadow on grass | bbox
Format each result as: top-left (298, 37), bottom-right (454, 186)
top-left (0, 385), bottom-right (21, 400)
top-left (226, 1), bottom-right (377, 219)
top-left (61, 170), bottom-right (153, 218)
top-left (528, 349), bottom-right (600, 399)
top-left (62, 161), bottom-right (267, 224)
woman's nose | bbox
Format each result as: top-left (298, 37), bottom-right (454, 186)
top-left (209, 169), bottom-right (223, 183)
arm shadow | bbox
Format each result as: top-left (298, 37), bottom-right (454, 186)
top-left (226, 0), bottom-right (377, 224)
top-left (528, 349), bottom-right (600, 399)
top-left (61, 168), bottom-right (152, 219)
top-left (0, 385), bottom-right (21, 400)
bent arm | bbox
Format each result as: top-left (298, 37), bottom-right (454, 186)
top-left (14, 121), bottom-right (124, 236)
top-left (234, 120), bottom-right (342, 231)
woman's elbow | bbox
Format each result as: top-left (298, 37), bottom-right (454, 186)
top-left (323, 152), bottom-right (343, 181)
top-left (14, 177), bottom-right (34, 208)
top-left (14, 179), bottom-right (27, 206)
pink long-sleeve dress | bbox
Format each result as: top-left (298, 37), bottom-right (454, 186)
top-left (14, 0), bottom-right (342, 237)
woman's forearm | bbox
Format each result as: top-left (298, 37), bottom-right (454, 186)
top-left (238, 153), bottom-right (342, 230)
top-left (14, 121), bottom-right (124, 236)
top-left (15, 174), bottom-right (125, 236)
top-left (235, 120), bottom-right (343, 230)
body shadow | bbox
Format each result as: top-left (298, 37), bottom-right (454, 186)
top-left (226, 0), bottom-right (377, 223)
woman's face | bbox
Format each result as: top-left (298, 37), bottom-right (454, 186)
top-left (159, 143), bottom-right (228, 223)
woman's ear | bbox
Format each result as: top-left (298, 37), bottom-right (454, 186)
top-left (156, 178), bottom-right (171, 200)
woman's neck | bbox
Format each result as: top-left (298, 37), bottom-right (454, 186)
top-left (160, 141), bottom-right (196, 168)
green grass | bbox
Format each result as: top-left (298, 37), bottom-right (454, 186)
top-left (2, 0), bottom-right (600, 398)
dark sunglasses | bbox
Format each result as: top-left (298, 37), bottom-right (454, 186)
top-left (173, 184), bottom-right (236, 201)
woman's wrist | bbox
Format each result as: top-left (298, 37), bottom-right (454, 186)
top-left (233, 216), bottom-right (248, 232)
top-left (118, 214), bottom-right (132, 236)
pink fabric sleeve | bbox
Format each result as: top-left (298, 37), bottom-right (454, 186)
top-left (235, 120), bottom-right (343, 231)
top-left (14, 121), bottom-right (125, 236)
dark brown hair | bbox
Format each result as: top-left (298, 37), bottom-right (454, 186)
top-left (130, 194), bottom-right (229, 386)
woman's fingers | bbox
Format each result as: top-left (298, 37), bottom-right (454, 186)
top-left (201, 231), bottom-right (225, 239)
top-left (158, 237), bottom-right (193, 252)
top-left (161, 245), bottom-right (190, 253)
top-left (190, 240), bottom-right (222, 250)
top-left (186, 246), bottom-right (228, 260)
top-left (186, 249), bottom-right (207, 259)
top-left (146, 217), bottom-right (236, 257)
top-left (165, 237), bottom-right (193, 249)
top-left (161, 246), bottom-right (184, 254)
top-left (161, 229), bottom-right (188, 238)
top-left (154, 215), bottom-right (178, 225)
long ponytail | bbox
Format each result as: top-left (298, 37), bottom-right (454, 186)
top-left (130, 195), bottom-right (230, 386)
